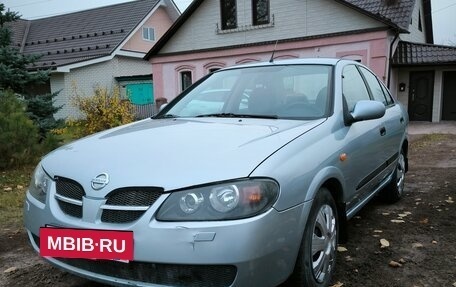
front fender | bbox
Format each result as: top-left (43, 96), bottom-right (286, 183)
top-left (304, 166), bottom-right (346, 202)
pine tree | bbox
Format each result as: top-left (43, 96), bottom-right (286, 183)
top-left (0, 3), bottom-right (48, 92)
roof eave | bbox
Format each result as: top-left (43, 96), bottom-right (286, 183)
top-left (334, 0), bottom-right (409, 33)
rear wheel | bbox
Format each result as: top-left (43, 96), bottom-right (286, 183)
top-left (288, 188), bottom-right (338, 287)
top-left (381, 149), bottom-right (406, 203)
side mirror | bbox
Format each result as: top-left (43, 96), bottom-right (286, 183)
top-left (159, 103), bottom-right (168, 112)
top-left (349, 100), bottom-right (385, 124)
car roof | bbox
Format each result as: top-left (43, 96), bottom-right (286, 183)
top-left (221, 58), bottom-right (358, 71)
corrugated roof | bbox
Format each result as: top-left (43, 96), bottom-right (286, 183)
top-left (392, 41), bottom-right (456, 66)
top-left (9, 0), bottom-right (160, 70)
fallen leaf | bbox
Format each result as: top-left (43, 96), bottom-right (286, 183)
top-left (398, 212), bottom-right (412, 217)
top-left (391, 219), bottom-right (405, 223)
top-left (345, 256), bottom-right (353, 262)
top-left (399, 258), bottom-right (406, 264)
top-left (3, 187), bottom-right (12, 191)
top-left (4, 267), bottom-right (17, 273)
top-left (330, 282), bottom-right (344, 287)
top-left (445, 197), bottom-right (454, 204)
top-left (432, 240), bottom-right (438, 244)
top-left (389, 260), bottom-right (402, 268)
top-left (419, 218), bottom-right (429, 224)
top-left (412, 243), bottom-right (424, 249)
top-left (373, 230), bottom-right (383, 233)
top-left (452, 282), bottom-right (456, 287)
top-left (380, 239), bottom-right (390, 248)
top-left (382, 212), bottom-right (390, 216)
top-left (16, 185), bottom-right (24, 189)
top-left (337, 246), bottom-right (348, 252)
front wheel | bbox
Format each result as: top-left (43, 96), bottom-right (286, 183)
top-left (380, 149), bottom-right (406, 203)
top-left (287, 188), bottom-right (338, 287)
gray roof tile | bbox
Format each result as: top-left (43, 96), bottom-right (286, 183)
top-left (9, 0), bottom-right (160, 69)
top-left (340, 0), bottom-right (415, 30)
top-left (393, 41), bottom-right (456, 65)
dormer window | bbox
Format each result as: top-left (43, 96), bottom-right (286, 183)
top-left (220, 0), bottom-right (237, 30)
top-left (142, 27), bottom-right (155, 41)
top-left (252, 0), bottom-right (270, 25)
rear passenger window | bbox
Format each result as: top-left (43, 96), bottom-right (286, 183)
top-left (359, 67), bottom-right (388, 105)
top-left (380, 82), bottom-right (395, 105)
top-left (342, 65), bottom-right (370, 112)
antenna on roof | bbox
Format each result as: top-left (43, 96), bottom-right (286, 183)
top-left (269, 40), bottom-right (279, 63)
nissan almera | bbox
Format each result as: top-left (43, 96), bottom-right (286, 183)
top-left (24, 58), bottom-right (408, 287)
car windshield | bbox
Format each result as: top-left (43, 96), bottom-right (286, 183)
top-left (158, 64), bottom-right (332, 120)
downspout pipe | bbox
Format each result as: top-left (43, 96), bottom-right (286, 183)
top-left (387, 31), bottom-right (400, 89)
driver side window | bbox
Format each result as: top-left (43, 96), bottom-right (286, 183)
top-left (342, 65), bottom-right (370, 112)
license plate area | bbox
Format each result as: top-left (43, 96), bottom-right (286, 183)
top-left (40, 227), bottom-right (133, 261)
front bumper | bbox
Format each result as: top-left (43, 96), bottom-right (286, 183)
top-left (24, 190), bottom-right (312, 287)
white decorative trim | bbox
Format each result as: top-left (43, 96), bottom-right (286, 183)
top-left (117, 50), bottom-right (147, 58)
top-left (56, 55), bottom-right (113, 72)
top-left (216, 14), bottom-right (275, 34)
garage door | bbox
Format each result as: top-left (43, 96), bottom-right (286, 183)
top-left (442, 71), bottom-right (456, 121)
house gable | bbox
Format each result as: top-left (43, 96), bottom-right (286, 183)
top-left (122, 6), bottom-right (175, 53)
top-left (400, 0), bottom-right (427, 43)
top-left (157, 0), bottom-right (387, 55)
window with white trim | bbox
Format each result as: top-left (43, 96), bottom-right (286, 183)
top-left (180, 71), bottom-right (193, 92)
top-left (142, 27), bottom-right (155, 41)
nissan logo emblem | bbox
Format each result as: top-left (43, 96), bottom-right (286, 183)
top-left (91, 173), bottom-right (109, 190)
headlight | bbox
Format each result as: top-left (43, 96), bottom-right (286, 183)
top-left (28, 164), bottom-right (52, 204)
top-left (156, 179), bottom-right (279, 221)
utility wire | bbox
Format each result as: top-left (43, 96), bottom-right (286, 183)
top-left (432, 2), bottom-right (456, 14)
top-left (8, 0), bottom-right (52, 9)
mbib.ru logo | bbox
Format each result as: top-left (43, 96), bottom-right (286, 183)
top-left (40, 227), bottom-right (133, 261)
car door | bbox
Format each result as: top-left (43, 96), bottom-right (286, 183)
top-left (358, 67), bottom-right (405, 177)
top-left (339, 64), bottom-right (387, 211)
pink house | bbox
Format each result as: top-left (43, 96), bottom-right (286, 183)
top-left (146, 0), bottom-right (456, 122)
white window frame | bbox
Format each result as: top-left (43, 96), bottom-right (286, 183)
top-left (142, 27), bottom-right (155, 41)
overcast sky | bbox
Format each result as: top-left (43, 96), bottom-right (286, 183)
top-left (1, 0), bottom-right (455, 45)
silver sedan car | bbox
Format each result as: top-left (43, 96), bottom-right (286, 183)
top-left (24, 58), bottom-right (408, 287)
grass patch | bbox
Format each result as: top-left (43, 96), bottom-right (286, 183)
top-left (0, 165), bottom-right (35, 227)
top-left (410, 134), bottom-right (451, 149)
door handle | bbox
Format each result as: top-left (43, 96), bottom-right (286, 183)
top-left (380, 126), bottom-right (386, 136)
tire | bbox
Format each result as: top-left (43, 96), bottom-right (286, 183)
top-left (380, 149), bottom-right (406, 203)
top-left (287, 188), bottom-right (338, 287)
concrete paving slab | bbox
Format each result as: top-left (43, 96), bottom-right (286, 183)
top-left (408, 121), bottom-right (456, 135)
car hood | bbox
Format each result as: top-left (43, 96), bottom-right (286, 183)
top-left (42, 118), bottom-right (324, 194)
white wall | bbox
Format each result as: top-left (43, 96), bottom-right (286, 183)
top-left (52, 56), bottom-right (152, 119)
top-left (160, 0), bottom-right (385, 54)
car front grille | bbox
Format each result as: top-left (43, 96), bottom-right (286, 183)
top-left (54, 177), bottom-right (162, 223)
top-left (31, 234), bottom-right (236, 287)
top-left (101, 187), bottom-right (162, 223)
top-left (55, 177), bottom-right (85, 218)
top-left (56, 257), bottom-right (237, 287)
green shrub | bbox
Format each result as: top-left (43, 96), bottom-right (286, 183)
top-left (70, 86), bottom-right (134, 136)
top-left (0, 90), bottom-right (39, 169)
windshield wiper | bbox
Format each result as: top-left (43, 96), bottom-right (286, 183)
top-left (162, 114), bottom-right (179, 118)
top-left (196, 113), bottom-right (278, 119)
